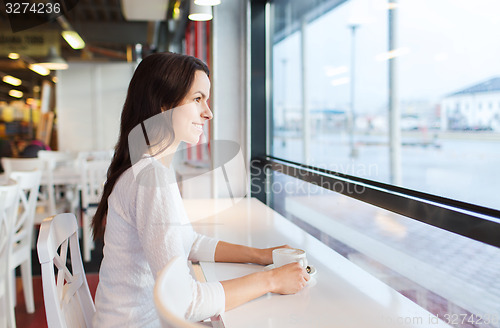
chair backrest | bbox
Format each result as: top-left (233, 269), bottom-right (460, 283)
top-left (38, 150), bottom-right (75, 162)
top-left (9, 170), bottom-right (42, 246)
top-left (1, 158), bottom-right (45, 176)
top-left (76, 150), bottom-right (113, 166)
top-left (153, 256), bottom-right (206, 328)
top-left (38, 150), bottom-right (76, 170)
top-left (37, 213), bottom-right (96, 328)
top-left (0, 181), bottom-right (19, 328)
top-left (0, 182), bottom-right (20, 282)
top-left (81, 160), bottom-right (110, 208)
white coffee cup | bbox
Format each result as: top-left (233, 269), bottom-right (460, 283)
top-left (272, 248), bottom-right (308, 268)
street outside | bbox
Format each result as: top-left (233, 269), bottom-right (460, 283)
top-left (273, 131), bottom-right (500, 211)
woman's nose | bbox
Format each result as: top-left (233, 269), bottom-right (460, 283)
top-left (202, 103), bottom-right (213, 120)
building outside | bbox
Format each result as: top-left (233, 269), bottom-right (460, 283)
top-left (440, 77), bottom-right (500, 131)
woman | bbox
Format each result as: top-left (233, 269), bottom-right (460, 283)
top-left (92, 52), bottom-right (309, 327)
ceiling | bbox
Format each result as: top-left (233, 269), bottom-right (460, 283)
top-left (0, 0), bottom-right (189, 101)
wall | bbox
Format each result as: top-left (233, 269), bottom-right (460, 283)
top-left (56, 62), bottom-right (136, 152)
top-left (211, 0), bottom-right (250, 198)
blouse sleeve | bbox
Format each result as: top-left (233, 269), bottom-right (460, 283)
top-left (189, 233), bottom-right (220, 262)
top-left (135, 166), bottom-right (225, 321)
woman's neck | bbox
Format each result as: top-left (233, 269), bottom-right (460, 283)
top-left (155, 140), bottom-right (181, 168)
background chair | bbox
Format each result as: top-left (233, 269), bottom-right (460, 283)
top-left (154, 256), bottom-right (208, 328)
top-left (76, 150), bottom-right (114, 163)
top-left (1, 157), bottom-right (51, 224)
top-left (80, 159), bottom-right (110, 262)
top-left (7, 170), bottom-right (42, 320)
top-left (37, 213), bottom-right (95, 328)
top-left (1, 158), bottom-right (44, 176)
top-left (0, 181), bottom-right (20, 328)
top-left (37, 150), bottom-right (79, 218)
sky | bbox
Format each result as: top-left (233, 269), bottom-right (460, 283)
top-left (273, 0), bottom-right (500, 115)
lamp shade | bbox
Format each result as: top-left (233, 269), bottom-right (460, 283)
top-left (121, 0), bottom-right (168, 21)
top-left (38, 46), bottom-right (68, 70)
top-left (2, 75), bottom-right (22, 86)
top-left (194, 0), bottom-right (221, 5)
top-left (188, 1), bottom-right (213, 21)
top-left (29, 64), bottom-right (50, 76)
top-left (61, 30), bottom-right (85, 49)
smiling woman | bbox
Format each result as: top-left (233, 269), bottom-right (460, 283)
top-left (91, 52), bottom-right (310, 327)
top-left (171, 70), bottom-right (213, 145)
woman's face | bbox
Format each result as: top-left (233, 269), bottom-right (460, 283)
top-left (172, 70), bottom-right (213, 145)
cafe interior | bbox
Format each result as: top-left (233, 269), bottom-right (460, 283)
top-left (0, 0), bottom-right (499, 327)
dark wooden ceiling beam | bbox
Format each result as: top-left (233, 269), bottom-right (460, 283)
top-left (78, 21), bottom-right (149, 44)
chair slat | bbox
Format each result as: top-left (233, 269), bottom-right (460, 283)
top-left (37, 213), bottom-right (96, 328)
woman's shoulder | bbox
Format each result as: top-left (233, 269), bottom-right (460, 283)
top-left (129, 157), bottom-right (177, 189)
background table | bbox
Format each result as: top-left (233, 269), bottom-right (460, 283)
top-left (183, 198), bottom-right (452, 328)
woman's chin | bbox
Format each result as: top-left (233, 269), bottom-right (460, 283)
top-left (186, 136), bottom-right (201, 145)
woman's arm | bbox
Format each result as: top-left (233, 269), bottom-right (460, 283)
top-left (214, 241), bottom-right (289, 265)
top-left (220, 262), bottom-right (309, 311)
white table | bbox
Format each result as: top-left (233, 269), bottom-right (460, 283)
top-left (183, 198), bottom-right (452, 328)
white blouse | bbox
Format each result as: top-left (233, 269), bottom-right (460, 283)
top-left (93, 158), bottom-right (225, 327)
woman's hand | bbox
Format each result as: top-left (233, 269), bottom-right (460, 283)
top-left (220, 261), bottom-right (309, 311)
top-left (254, 244), bottom-right (291, 265)
top-left (268, 262), bottom-right (310, 294)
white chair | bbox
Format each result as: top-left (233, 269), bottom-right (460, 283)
top-left (80, 159), bottom-right (110, 262)
top-left (7, 170), bottom-right (42, 319)
top-left (76, 150), bottom-right (114, 163)
top-left (154, 256), bottom-right (208, 328)
top-left (37, 213), bottom-right (96, 328)
top-left (1, 157), bottom-right (51, 224)
top-left (1, 157), bottom-right (44, 175)
top-left (0, 181), bottom-right (20, 328)
top-left (37, 150), bottom-right (78, 217)
top-left (37, 150), bottom-right (75, 163)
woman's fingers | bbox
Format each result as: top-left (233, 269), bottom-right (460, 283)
top-left (270, 262), bottom-right (310, 294)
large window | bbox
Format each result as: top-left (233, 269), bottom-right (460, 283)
top-left (271, 0), bottom-right (500, 211)
top-left (269, 169), bottom-right (500, 328)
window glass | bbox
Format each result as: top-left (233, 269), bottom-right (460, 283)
top-left (270, 172), bottom-right (500, 327)
top-left (271, 0), bottom-right (500, 210)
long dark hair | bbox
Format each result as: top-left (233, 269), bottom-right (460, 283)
top-left (92, 52), bottom-right (209, 239)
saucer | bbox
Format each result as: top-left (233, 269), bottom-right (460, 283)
top-left (264, 264), bottom-right (317, 277)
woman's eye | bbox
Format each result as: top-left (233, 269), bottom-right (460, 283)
top-left (194, 97), bottom-right (202, 103)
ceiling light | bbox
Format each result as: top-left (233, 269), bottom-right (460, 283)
top-left (9, 90), bottom-right (23, 98)
top-left (189, 1), bottom-right (213, 21)
top-left (172, 0), bottom-right (181, 20)
top-left (61, 30), bottom-right (86, 49)
top-left (2, 75), bottom-right (22, 86)
top-left (121, 0), bottom-right (168, 21)
top-left (387, 2), bottom-right (399, 10)
top-left (8, 53), bottom-right (20, 60)
top-left (29, 63), bottom-right (50, 76)
top-left (194, 0), bottom-right (221, 5)
top-left (38, 46), bottom-right (68, 70)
